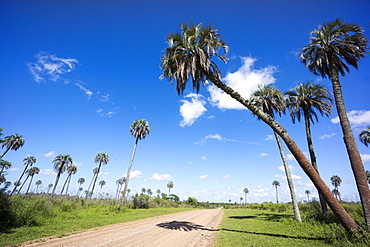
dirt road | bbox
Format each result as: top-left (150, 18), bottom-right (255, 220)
top-left (25, 208), bottom-right (223, 247)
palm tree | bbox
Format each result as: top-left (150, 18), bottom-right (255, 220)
top-left (243, 188), bottom-right (249, 204)
top-left (331, 175), bottom-right (342, 201)
top-left (77, 178), bottom-right (85, 196)
top-left (301, 18), bottom-right (369, 230)
top-left (11, 156), bottom-right (36, 194)
top-left (99, 180), bottom-right (106, 197)
top-left (86, 168), bottom-right (99, 198)
top-left (35, 180), bottom-right (42, 193)
top-left (12, 180), bottom-right (21, 194)
top-left (147, 188), bottom-right (152, 197)
top-left (332, 189), bottom-right (342, 201)
top-left (126, 189), bottom-right (131, 200)
top-left (47, 183), bottom-right (53, 194)
top-left (0, 134), bottom-right (25, 159)
top-left (60, 165), bottom-right (77, 195)
top-left (251, 85), bottom-right (301, 221)
top-left (90, 152), bottom-right (109, 198)
top-left (51, 154), bottom-right (73, 196)
top-left (366, 170), bottom-right (370, 185)
top-left (160, 22), bottom-right (360, 231)
top-left (167, 181), bottom-right (174, 194)
top-left (115, 178), bottom-right (125, 200)
top-left (0, 159), bottom-right (11, 173)
top-left (285, 81), bottom-right (332, 216)
top-left (240, 197), bottom-right (243, 205)
top-left (360, 127), bottom-right (370, 147)
top-left (272, 180), bottom-right (280, 204)
top-left (156, 189), bottom-right (161, 197)
top-left (305, 190), bottom-right (311, 202)
top-left (25, 167), bottom-right (40, 194)
top-left (141, 187), bottom-right (146, 194)
top-left (122, 119), bottom-right (150, 205)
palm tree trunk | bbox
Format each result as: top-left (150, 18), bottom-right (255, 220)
top-left (17, 175), bottom-right (29, 194)
top-left (65, 176), bottom-right (72, 195)
top-left (85, 174), bottom-right (96, 199)
top-left (0, 146), bottom-right (11, 159)
top-left (204, 71), bottom-right (360, 232)
top-left (11, 165), bottom-right (29, 195)
top-left (122, 136), bottom-right (139, 206)
top-left (330, 68), bottom-right (370, 231)
top-left (90, 163), bottom-right (102, 199)
top-left (51, 172), bottom-right (62, 196)
top-left (25, 175), bottom-right (34, 194)
top-left (274, 132), bottom-right (301, 221)
top-left (304, 113), bottom-right (328, 216)
top-left (275, 186), bottom-right (279, 204)
top-left (60, 175), bottom-right (70, 195)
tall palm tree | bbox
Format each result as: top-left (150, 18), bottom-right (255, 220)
top-left (360, 127), bottom-right (370, 147)
top-left (47, 183), bottom-right (53, 194)
top-left (35, 180), bottom-right (42, 193)
top-left (60, 165), bottom-right (77, 195)
top-left (251, 85), bottom-right (301, 221)
top-left (331, 175), bottom-right (342, 201)
top-left (301, 18), bottom-right (370, 230)
top-left (243, 188), bottom-right (249, 204)
top-left (11, 156), bottom-right (36, 195)
top-left (12, 180), bottom-right (21, 194)
top-left (160, 22), bottom-right (360, 232)
top-left (305, 190), bottom-right (311, 202)
top-left (115, 178), bottom-right (125, 200)
top-left (332, 189), bottom-right (342, 201)
top-left (147, 188), bottom-right (152, 197)
top-left (141, 188), bottom-right (146, 194)
top-left (99, 180), bottom-right (106, 197)
top-left (0, 159), bottom-right (11, 173)
top-left (122, 119), bottom-right (150, 205)
top-left (0, 134), bottom-right (25, 159)
top-left (51, 154), bottom-right (73, 196)
top-left (156, 189), bottom-right (161, 197)
top-left (25, 167), bottom-right (40, 194)
top-left (77, 178), bottom-right (85, 196)
top-left (86, 168), bottom-right (99, 198)
top-left (272, 180), bottom-right (280, 204)
top-left (167, 181), bottom-right (174, 194)
top-left (285, 81), bottom-right (332, 216)
top-left (90, 152), bottom-right (109, 198)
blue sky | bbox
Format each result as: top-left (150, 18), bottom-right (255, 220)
top-left (1, 0), bottom-right (370, 203)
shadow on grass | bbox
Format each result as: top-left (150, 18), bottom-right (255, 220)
top-left (220, 228), bottom-right (327, 241)
top-left (157, 221), bottom-right (219, 232)
top-left (229, 213), bottom-right (292, 222)
top-left (229, 216), bottom-right (257, 219)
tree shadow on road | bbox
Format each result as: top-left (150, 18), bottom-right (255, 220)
top-left (157, 221), bottom-right (219, 232)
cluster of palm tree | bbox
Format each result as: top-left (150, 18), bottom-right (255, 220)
top-left (160, 19), bottom-right (369, 232)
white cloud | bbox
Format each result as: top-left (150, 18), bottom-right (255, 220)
top-left (27, 52), bottom-right (78, 82)
top-left (8, 168), bottom-right (19, 172)
top-left (179, 93), bottom-right (207, 127)
top-left (319, 133), bottom-right (338, 139)
top-left (97, 107), bottom-right (120, 117)
top-left (260, 153), bottom-right (269, 157)
top-left (42, 151), bottom-right (55, 158)
top-left (361, 154), bottom-right (370, 163)
top-left (201, 156), bottom-right (207, 160)
top-left (40, 169), bottom-right (55, 175)
top-left (207, 56), bottom-right (277, 110)
top-left (265, 135), bottom-right (274, 141)
top-left (151, 173), bottom-right (172, 180)
top-left (75, 83), bottom-right (93, 100)
top-left (278, 165), bottom-right (298, 172)
top-left (223, 174), bottom-right (231, 179)
top-left (195, 133), bottom-right (242, 145)
top-left (199, 174), bottom-right (208, 179)
top-left (331, 110), bottom-right (370, 127)
top-left (124, 170), bottom-right (142, 179)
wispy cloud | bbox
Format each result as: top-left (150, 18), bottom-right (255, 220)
top-left (27, 52), bottom-right (78, 83)
top-left (361, 154), bottom-right (370, 163)
top-left (331, 110), bottom-right (370, 127)
top-left (179, 93), bottom-right (207, 127)
top-left (265, 135), bottom-right (274, 141)
top-left (40, 169), bottom-right (55, 175)
top-left (201, 156), bottom-right (207, 160)
top-left (123, 170), bottom-right (142, 178)
top-left (199, 174), bottom-right (208, 179)
top-left (319, 133), bottom-right (338, 140)
top-left (195, 133), bottom-right (242, 145)
top-left (223, 174), bottom-right (231, 179)
top-left (151, 173), bottom-right (172, 180)
top-left (42, 151), bottom-right (55, 158)
top-left (208, 56), bottom-right (277, 110)
top-left (260, 153), bottom-right (269, 157)
top-left (96, 107), bottom-right (120, 117)
top-left (75, 82), bottom-right (93, 100)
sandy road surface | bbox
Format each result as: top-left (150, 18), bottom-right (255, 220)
top-left (24, 208), bottom-right (223, 247)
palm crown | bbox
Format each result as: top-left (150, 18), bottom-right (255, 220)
top-left (160, 22), bottom-right (228, 94)
top-left (130, 119), bottom-right (150, 140)
top-left (251, 85), bottom-right (286, 118)
top-left (360, 127), bottom-right (370, 147)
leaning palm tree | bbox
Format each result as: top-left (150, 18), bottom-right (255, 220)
top-left (25, 167), bottom-right (40, 194)
top-left (243, 188), bottom-right (249, 204)
top-left (251, 85), bottom-right (301, 221)
top-left (167, 181), bottom-right (174, 194)
top-left (11, 156), bottom-right (36, 195)
top-left (35, 180), bottom-right (42, 193)
top-left (90, 152), bottom-right (109, 199)
top-left (160, 22), bottom-right (360, 232)
top-left (60, 165), bottom-right (77, 195)
top-left (305, 190), bottom-right (311, 202)
top-left (121, 119), bottom-right (150, 205)
top-left (272, 180), bottom-right (280, 204)
top-left (0, 159), bottom-right (11, 173)
top-left (77, 178), bottom-right (85, 196)
top-left (86, 168), bottom-right (99, 199)
top-left (0, 134), bottom-right (25, 159)
top-left (51, 154), bottom-right (73, 196)
top-left (12, 180), bottom-right (21, 194)
top-left (360, 127), bottom-right (370, 147)
top-left (301, 18), bottom-right (370, 230)
top-left (115, 178), bottom-right (125, 200)
top-left (285, 81), bottom-right (332, 216)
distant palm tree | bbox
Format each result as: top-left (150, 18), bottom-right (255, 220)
top-left (115, 177), bottom-right (126, 200)
top-left (122, 119), bottom-right (150, 205)
top-left (25, 167), bottom-right (40, 194)
top-left (243, 188), bottom-right (249, 204)
top-left (228, 199), bottom-right (231, 204)
top-left (0, 134), bottom-right (24, 159)
top-left (12, 180), bottom-right (21, 194)
top-left (156, 189), bottom-right (161, 197)
top-left (90, 152), bottom-right (109, 198)
top-left (147, 188), bottom-right (153, 197)
top-left (141, 188), bottom-right (146, 194)
top-left (301, 19), bottom-right (370, 229)
top-left (51, 154), bottom-right (73, 196)
top-left (0, 159), bottom-right (11, 173)
top-left (360, 127), bottom-right (370, 147)
top-left (332, 189), bottom-right (342, 201)
top-left (99, 180), bottom-right (106, 197)
top-left (60, 165), bottom-right (77, 195)
top-left (272, 180), bottom-right (280, 204)
top-left (11, 156), bottom-right (36, 194)
top-left (126, 189), bottom-right (131, 200)
top-left (161, 193), bottom-right (166, 199)
top-left (285, 81), bottom-right (332, 216)
top-left (240, 197), bottom-right (243, 205)
top-left (86, 168), bottom-right (99, 198)
top-left (77, 178), bottom-right (85, 196)
top-left (167, 181), bottom-right (174, 194)
top-left (35, 180), bottom-right (42, 193)
top-left (252, 85), bottom-right (301, 221)
top-left (331, 175), bottom-right (342, 201)
top-left (366, 170), bottom-right (370, 185)
top-left (305, 190), bottom-right (311, 202)
top-left (47, 183), bottom-right (53, 194)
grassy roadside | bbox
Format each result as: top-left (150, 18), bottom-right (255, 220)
top-left (0, 206), bottom-right (195, 247)
top-left (214, 208), bottom-right (368, 247)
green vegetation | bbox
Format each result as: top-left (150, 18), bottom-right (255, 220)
top-left (215, 203), bottom-right (370, 247)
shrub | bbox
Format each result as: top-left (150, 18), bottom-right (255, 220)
top-left (132, 194), bottom-right (150, 209)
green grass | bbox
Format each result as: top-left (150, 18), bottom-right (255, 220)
top-left (0, 206), bottom-right (194, 247)
top-left (214, 208), bottom-right (368, 247)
